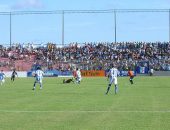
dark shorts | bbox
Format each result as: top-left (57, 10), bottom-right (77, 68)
top-left (130, 76), bottom-right (134, 80)
top-left (11, 75), bottom-right (15, 78)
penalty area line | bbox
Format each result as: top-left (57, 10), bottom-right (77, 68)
top-left (0, 110), bottom-right (170, 113)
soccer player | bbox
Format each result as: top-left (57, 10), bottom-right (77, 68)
top-left (149, 68), bottom-right (154, 76)
top-left (63, 78), bottom-right (74, 84)
top-left (128, 68), bottom-right (134, 84)
top-left (0, 70), bottom-right (6, 85)
top-left (32, 67), bottom-right (44, 90)
top-left (75, 68), bottom-right (82, 84)
top-left (105, 64), bottom-right (118, 95)
top-left (11, 69), bottom-right (18, 82)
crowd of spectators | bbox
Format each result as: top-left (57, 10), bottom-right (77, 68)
top-left (0, 41), bottom-right (170, 71)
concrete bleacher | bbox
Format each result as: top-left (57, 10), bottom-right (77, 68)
top-left (0, 55), bottom-right (34, 71)
top-left (15, 60), bottom-right (33, 71)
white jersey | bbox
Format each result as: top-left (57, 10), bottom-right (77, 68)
top-left (109, 68), bottom-right (118, 78)
top-left (76, 70), bottom-right (81, 78)
top-left (108, 67), bottom-right (118, 85)
top-left (35, 70), bottom-right (44, 83)
top-left (76, 70), bottom-right (82, 83)
top-left (35, 70), bottom-right (44, 77)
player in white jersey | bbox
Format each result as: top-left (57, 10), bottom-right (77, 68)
top-left (0, 70), bottom-right (6, 85)
top-left (105, 64), bottom-right (119, 94)
top-left (32, 67), bottom-right (44, 90)
top-left (75, 68), bottom-right (82, 84)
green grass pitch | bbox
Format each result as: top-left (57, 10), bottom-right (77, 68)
top-left (0, 76), bottom-right (170, 130)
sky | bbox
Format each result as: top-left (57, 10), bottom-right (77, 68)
top-left (0, 0), bottom-right (170, 45)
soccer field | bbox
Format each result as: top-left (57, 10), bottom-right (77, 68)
top-left (0, 76), bottom-right (170, 130)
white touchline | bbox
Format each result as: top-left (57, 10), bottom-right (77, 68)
top-left (0, 110), bottom-right (170, 113)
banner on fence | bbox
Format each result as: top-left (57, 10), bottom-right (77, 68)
top-left (27, 70), bottom-right (73, 77)
top-left (119, 71), bottom-right (136, 76)
top-left (81, 70), bottom-right (105, 77)
top-left (136, 66), bottom-right (149, 74)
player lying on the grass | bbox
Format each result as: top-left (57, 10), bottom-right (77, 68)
top-left (32, 67), bottom-right (44, 90)
top-left (128, 68), bottom-right (134, 84)
top-left (0, 70), bottom-right (6, 85)
top-left (63, 78), bottom-right (74, 84)
top-left (105, 64), bottom-right (118, 95)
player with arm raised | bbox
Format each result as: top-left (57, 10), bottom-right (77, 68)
top-left (32, 67), bottom-right (44, 90)
top-left (105, 64), bottom-right (119, 95)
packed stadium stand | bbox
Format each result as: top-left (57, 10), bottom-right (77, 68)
top-left (0, 42), bottom-right (170, 71)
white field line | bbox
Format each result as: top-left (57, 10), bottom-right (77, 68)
top-left (0, 110), bottom-right (170, 113)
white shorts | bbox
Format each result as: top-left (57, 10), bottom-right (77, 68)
top-left (109, 77), bottom-right (117, 85)
top-left (35, 77), bottom-right (42, 84)
top-left (77, 77), bottom-right (82, 82)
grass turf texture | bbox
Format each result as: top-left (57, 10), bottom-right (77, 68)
top-left (0, 77), bottom-right (170, 130)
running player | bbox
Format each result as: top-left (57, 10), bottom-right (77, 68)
top-left (0, 70), bottom-right (6, 85)
top-left (128, 68), bottom-right (134, 84)
top-left (75, 68), bottom-right (82, 84)
top-left (105, 64), bottom-right (119, 95)
top-left (32, 67), bottom-right (44, 90)
top-left (11, 69), bottom-right (18, 82)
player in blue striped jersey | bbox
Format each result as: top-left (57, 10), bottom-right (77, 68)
top-left (0, 70), bottom-right (6, 85)
top-left (32, 67), bottom-right (44, 90)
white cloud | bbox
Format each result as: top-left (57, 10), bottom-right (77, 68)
top-left (12, 0), bottom-right (44, 10)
